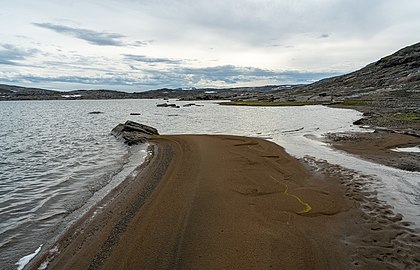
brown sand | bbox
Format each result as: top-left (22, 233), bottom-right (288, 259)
top-left (326, 131), bottom-right (420, 171)
top-left (29, 135), bottom-right (420, 269)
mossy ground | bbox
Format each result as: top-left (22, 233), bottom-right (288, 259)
top-left (220, 101), bottom-right (325, 106)
top-left (386, 112), bottom-right (420, 122)
top-left (221, 100), bottom-right (374, 107)
top-left (340, 100), bottom-right (372, 106)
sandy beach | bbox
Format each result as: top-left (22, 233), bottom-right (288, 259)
top-left (29, 135), bottom-right (420, 269)
top-left (326, 131), bottom-right (420, 172)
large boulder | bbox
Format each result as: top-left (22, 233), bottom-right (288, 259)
top-left (112, 121), bottom-right (159, 145)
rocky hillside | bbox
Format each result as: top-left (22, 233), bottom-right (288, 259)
top-left (271, 42), bottom-right (420, 103)
top-left (0, 84), bottom-right (57, 95)
top-left (309, 42), bottom-right (420, 91)
top-left (0, 83), bottom-right (290, 101)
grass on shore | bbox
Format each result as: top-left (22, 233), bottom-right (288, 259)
top-left (220, 101), bottom-right (325, 106)
top-left (386, 112), bottom-right (420, 122)
top-left (221, 99), bottom-right (373, 107)
top-left (330, 100), bottom-right (372, 109)
top-left (340, 100), bottom-right (371, 106)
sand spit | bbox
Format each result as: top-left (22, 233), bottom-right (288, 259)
top-left (326, 131), bottom-right (420, 172)
top-left (29, 135), bottom-right (420, 269)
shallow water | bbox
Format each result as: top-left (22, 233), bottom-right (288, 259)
top-left (0, 100), bottom-right (148, 269)
top-left (0, 99), bottom-right (419, 269)
top-left (392, 146), bottom-right (420, 153)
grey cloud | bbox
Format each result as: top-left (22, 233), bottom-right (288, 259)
top-left (177, 65), bottom-right (272, 83)
top-left (141, 65), bottom-right (340, 87)
top-left (0, 44), bottom-right (39, 65)
top-left (174, 65), bottom-right (337, 84)
top-left (2, 64), bottom-right (339, 91)
top-left (124, 54), bottom-right (182, 64)
top-left (129, 65), bottom-right (141, 70)
top-left (127, 0), bottom-right (409, 46)
top-left (12, 74), bottom-right (139, 86)
top-left (33, 22), bottom-right (127, 46)
top-left (131, 41), bottom-right (148, 47)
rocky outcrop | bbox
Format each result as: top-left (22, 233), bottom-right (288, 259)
top-left (157, 103), bottom-right (180, 108)
top-left (183, 103), bottom-right (203, 107)
top-left (112, 121), bottom-right (159, 145)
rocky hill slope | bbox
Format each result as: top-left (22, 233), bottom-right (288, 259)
top-left (263, 42), bottom-right (419, 104)
top-left (308, 42), bottom-right (420, 91)
top-left (0, 84), bottom-right (57, 95)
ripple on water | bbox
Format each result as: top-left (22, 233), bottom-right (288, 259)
top-left (0, 100), bottom-right (150, 269)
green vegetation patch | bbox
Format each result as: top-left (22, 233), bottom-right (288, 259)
top-left (340, 100), bottom-right (371, 106)
top-left (220, 101), bottom-right (325, 107)
top-left (386, 112), bottom-right (420, 122)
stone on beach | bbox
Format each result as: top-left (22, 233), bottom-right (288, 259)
top-left (111, 120), bottom-right (159, 145)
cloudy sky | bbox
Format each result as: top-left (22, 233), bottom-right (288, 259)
top-left (1, 0), bottom-right (419, 91)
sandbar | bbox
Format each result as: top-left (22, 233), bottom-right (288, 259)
top-left (29, 135), bottom-right (420, 269)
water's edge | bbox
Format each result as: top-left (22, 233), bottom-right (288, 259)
top-left (22, 143), bottom-right (152, 270)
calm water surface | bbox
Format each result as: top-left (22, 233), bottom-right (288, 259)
top-left (0, 99), bottom-right (419, 269)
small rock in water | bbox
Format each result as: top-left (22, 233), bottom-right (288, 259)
top-left (88, 111), bottom-right (104, 114)
top-left (130, 113), bottom-right (141, 115)
top-left (157, 103), bottom-right (179, 108)
top-left (183, 103), bottom-right (203, 107)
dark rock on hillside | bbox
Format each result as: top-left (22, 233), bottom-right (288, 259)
top-left (112, 121), bottom-right (159, 145)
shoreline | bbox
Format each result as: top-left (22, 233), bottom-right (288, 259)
top-left (321, 102), bottom-right (420, 172)
top-left (28, 141), bottom-right (173, 270)
top-left (29, 135), bottom-right (420, 269)
top-left (325, 130), bottom-right (420, 172)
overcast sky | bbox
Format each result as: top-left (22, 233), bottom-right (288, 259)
top-left (1, 0), bottom-right (419, 91)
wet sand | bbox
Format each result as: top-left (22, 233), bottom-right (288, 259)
top-left (326, 131), bottom-right (420, 171)
top-left (29, 135), bottom-right (420, 269)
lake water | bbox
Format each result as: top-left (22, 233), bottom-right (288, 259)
top-left (0, 99), bottom-right (419, 269)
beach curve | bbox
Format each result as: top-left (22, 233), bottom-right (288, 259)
top-left (29, 135), bottom-right (420, 269)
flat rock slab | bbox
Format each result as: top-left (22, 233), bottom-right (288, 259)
top-left (112, 120), bottom-right (159, 145)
